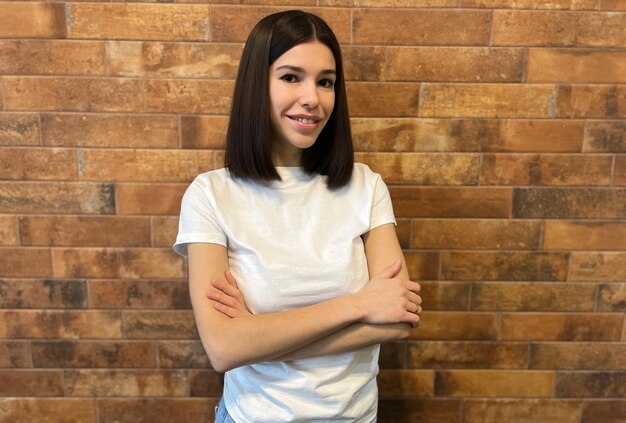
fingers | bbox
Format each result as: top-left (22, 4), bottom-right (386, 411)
top-left (213, 301), bottom-right (239, 319)
top-left (211, 277), bottom-right (240, 299)
top-left (206, 286), bottom-right (239, 309)
top-left (224, 270), bottom-right (239, 289)
top-left (374, 260), bottom-right (402, 280)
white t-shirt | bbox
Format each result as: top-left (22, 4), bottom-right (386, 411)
top-left (174, 163), bottom-right (396, 423)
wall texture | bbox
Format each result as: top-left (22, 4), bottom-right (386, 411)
top-left (1, 0), bottom-right (625, 422)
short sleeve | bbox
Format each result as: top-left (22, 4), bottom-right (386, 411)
top-left (369, 174), bottom-right (396, 231)
top-left (173, 180), bottom-right (227, 257)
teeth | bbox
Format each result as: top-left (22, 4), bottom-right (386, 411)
top-left (293, 117), bottom-right (316, 124)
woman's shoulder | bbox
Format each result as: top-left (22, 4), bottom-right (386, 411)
top-left (352, 162), bottom-right (383, 183)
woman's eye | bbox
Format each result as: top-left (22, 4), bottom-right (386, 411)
top-left (280, 74), bottom-right (298, 83)
top-left (318, 79), bottom-right (335, 88)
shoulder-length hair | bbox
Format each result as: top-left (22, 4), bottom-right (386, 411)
top-left (224, 10), bottom-right (354, 189)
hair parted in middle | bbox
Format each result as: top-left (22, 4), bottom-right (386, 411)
top-left (224, 10), bottom-right (354, 190)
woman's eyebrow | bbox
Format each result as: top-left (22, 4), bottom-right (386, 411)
top-left (275, 65), bottom-right (336, 75)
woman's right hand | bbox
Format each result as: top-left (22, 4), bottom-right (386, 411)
top-left (354, 260), bottom-right (422, 327)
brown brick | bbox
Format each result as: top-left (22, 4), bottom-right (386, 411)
top-left (347, 83), bottom-right (420, 117)
top-left (180, 115), bottom-right (227, 149)
top-left (78, 149), bottom-right (215, 183)
top-left (321, 0), bottom-right (458, 5)
top-left (64, 370), bottom-right (188, 397)
top-left (53, 248), bottom-right (184, 278)
top-left (528, 49), bottom-right (626, 83)
top-left (0, 341), bottom-right (30, 368)
top-left (378, 369), bottom-right (435, 397)
top-left (4, 77), bottom-right (144, 112)
top-left (351, 118), bottom-right (449, 153)
top-left (584, 121), bottom-right (626, 153)
top-left (441, 252), bottom-right (569, 281)
top-left (435, 370), bottom-right (554, 397)
top-left (410, 312), bottom-right (498, 340)
top-left (390, 187), bottom-right (512, 218)
top-left (68, 4), bottom-right (209, 41)
top-left (420, 281), bottom-right (470, 311)
top-left (353, 9), bottom-right (490, 45)
top-left (395, 219), bottom-right (410, 249)
top-left (481, 154), bottom-right (612, 186)
top-left (342, 46), bottom-right (385, 81)
top-left (0, 148), bottom-right (77, 181)
top-left (357, 153), bottom-right (479, 185)
top-left (0, 370), bottom-right (63, 396)
top-left (462, 0), bottom-right (596, 8)
top-left (408, 341), bottom-right (528, 369)
top-left (0, 279), bottom-right (87, 308)
top-left (570, 252), bottom-right (626, 282)
top-left (0, 310), bottom-right (122, 339)
top-left (145, 79), bottom-right (232, 114)
top-left (464, 399), bottom-right (581, 423)
top-left (471, 282), bottom-right (596, 312)
top-left (0, 398), bottom-right (97, 423)
top-left (116, 183), bottom-right (187, 215)
top-left (379, 342), bottom-right (406, 369)
top-left (42, 114), bottom-right (179, 148)
top-left (598, 283), bottom-right (626, 312)
top-left (582, 400), bottom-right (626, 423)
top-left (32, 341), bottom-right (155, 368)
top-left (378, 398), bottom-right (461, 423)
top-left (556, 372), bottom-right (626, 397)
top-left (501, 313), bottom-right (624, 341)
top-left (152, 216), bottom-right (179, 248)
top-left (419, 84), bottom-right (556, 118)
top-left (0, 113), bottom-right (40, 146)
top-left (1, 248), bottom-right (52, 277)
top-left (404, 252), bottom-right (440, 280)
top-left (108, 41), bottom-right (241, 78)
top-left (0, 215), bottom-right (17, 245)
top-left (123, 311), bottom-right (197, 339)
top-left (0, 3), bottom-right (66, 38)
top-left (600, 0), bottom-right (626, 10)
top-left (544, 221), bottom-right (626, 250)
top-left (158, 341), bottom-right (210, 368)
top-left (411, 219), bottom-right (541, 250)
top-left (530, 343), bottom-right (626, 370)
top-left (615, 156), bottom-right (626, 185)
top-left (89, 280), bottom-right (190, 309)
top-left (387, 47), bottom-right (523, 82)
top-left (513, 188), bottom-right (626, 218)
top-left (493, 11), bottom-right (626, 47)
top-left (557, 85), bottom-right (625, 119)
top-left (97, 399), bottom-right (214, 423)
top-left (189, 370), bottom-right (223, 397)
top-left (0, 40), bottom-right (105, 75)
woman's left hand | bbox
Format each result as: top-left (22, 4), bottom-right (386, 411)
top-left (206, 271), bottom-right (252, 318)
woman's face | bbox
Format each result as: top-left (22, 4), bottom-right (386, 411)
top-left (268, 41), bottom-right (336, 166)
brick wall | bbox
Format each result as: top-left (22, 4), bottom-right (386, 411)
top-left (0, 1), bottom-right (625, 422)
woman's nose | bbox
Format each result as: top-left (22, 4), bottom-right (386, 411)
top-left (298, 82), bottom-right (319, 109)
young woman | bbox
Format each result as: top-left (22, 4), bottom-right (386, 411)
top-left (174, 10), bottom-right (422, 423)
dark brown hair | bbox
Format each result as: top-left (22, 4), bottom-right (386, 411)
top-left (224, 10), bottom-right (354, 189)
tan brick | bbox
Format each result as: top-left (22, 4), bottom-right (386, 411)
top-left (31, 341), bottom-right (155, 368)
top-left (53, 248), bottom-right (184, 279)
top-left (68, 3), bottom-right (209, 41)
top-left (584, 121), bottom-right (626, 152)
top-left (464, 399), bottom-right (581, 423)
top-left (0, 2), bottom-right (66, 38)
top-left (395, 219), bottom-right (410, 249)
top-left (89, 280), bottom-right (190, 309)
top-left (347, 83), bottom-right (420, 117)
top-left (19, 216), bottom-right (150, 247)
top-left (409, 312), bottom-right (499, 340)
top-left (582, 400), bottom-right (626, 423)
top-left (42, 114), bottom-right (178, 148)
top-left (461, 0), bottom-right (596, 8)
top-left (145, 79), bottom-right (232, 114)
top-left (493, 11), bottom-right (626, 47)
top-left (441, 252), bottom-right (569, 281)
top-left (0, 148), bottom-right (77, 180)
top-left (557, 85), bottom-right (625, 119)
top-left (0, 113), bottom-right (40, 146)
top-left (600, 0), bottom-right (626, 10)
top-left (353, 9), bottom-right (490, 45)
top-left (158, 341), bottom-right (210, 368)
top-left (615, 156), bottom-right (626, 185)
top-left (180, 115), bottom-right (227, 149)
top-left (116, 183), bottom-right (187, 215)
top-left (513, 188), bottom-right (626, 218)
top-left (471, 282), bottom-right (596, 312)
top-left (378, 398), bottom-right (461, 423)
top-left (501, 313), bottom-right (624, 341)
top-left (544, 220), bottom-right (626, 250)
top-left (378, 369), bottom-right (434, 397)
top-left (420, 281), bottom-right (470, 310)
top-left (404, 252), bottom-right (440, 280)
top-left (1, 248), bottom-right (52, 277)
top-left (0, 182), bottom-right (114, 214)
top-left (3, 77), bottom-right (144, 112)
top-left (321, 0), bottom-right (458, 5)
top-left (0, 279), bottom-right (87, 308)
top-left (411, 219), bottom-right (540, 250)
top-left (407, 341), bottom-right (528, 369)
top-left (0, 370), bottom-right (63, 396)
top-left (342, 46), bottom-right (385, 81)
top-left (189, 370), bottom-right (223, 397)
top-left (390, 187), bottom-right (512, 218)
top-left (387, 47), bottom-right (523, 82)
top-left (123, 311), bottom-right (197, 339)
top-left (419, 84), bottom-right (556, 118)
top-left (530, 343), bottom-right (626, 370)
top-left (97, 399), bottom-right (214, 423)
top-left (556, 372), bottom-right (626, 397)
top-left (357, 152), bottom-right (479, 185)
top-left (152, 216), bottom-right (179, 248)
top-left (0, 341), bottom-right (30, 368)
top-left (0, 310), bottom-right (122, 339)
top-left (0, 215), bottom-right (17, 245)
top-left (78, 149), bottom-right (215, 183)
top-left (108, 41), bottom-right (241, 78)
top-left (598, 283), bottom-right (626, 312)
top-left (435, 370), bottom-right (554, 397)
top-left (528, 49), bottom-right (626, 83)
top-left (351, 118), bottom-right (449, 153)
top-left (481, 154), bottom-right (613, 186)
top-left (0, 40), bottom-right (105, 75)
top-left (570, 252), bottom-right (626, 281)
top-left (0, 398), bottom-right (97, 423)
top-left (64, 370), bottom-right (188, 397)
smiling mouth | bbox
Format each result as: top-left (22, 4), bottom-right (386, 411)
top-left (288, 115), bottom-right (320, 124)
